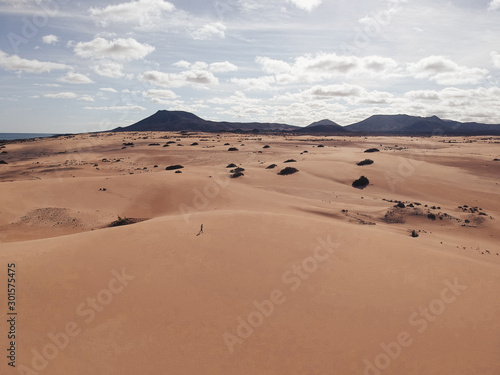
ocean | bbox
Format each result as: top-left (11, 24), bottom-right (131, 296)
top-left (0, 133), bottom-right (57, 141)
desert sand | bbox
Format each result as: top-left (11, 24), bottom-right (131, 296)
top-left (0, 132), bottom-right (499, 375)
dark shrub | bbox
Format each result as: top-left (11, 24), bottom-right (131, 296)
top-left (224, 143), bottom-right (230, 146)
top-left (352, 176), bottom-right (369, 189)
top-left (230, 172), bottom-right (244, 178)
top-left (317, 145), bottom-right (325, 148)
top-left (266, 164), bottom-right (277, 169)
top-left (175, 170), bottom-right (182, 174)
top-left (364, 148), bottom-right (380, 153)
top-left (228, 147), bottom-right (239, 151)
top-left (278, 167), bottom-right (299, 175)
top-left (123, 142), bottom-right (134, 146)
top-left (148, 143), bottom-right (160, 146)
top-left (226, 163), bottom-right (237, 168)
top-left (284, 159), bottom-right (296, 163)
top-left (0, 160), bottom-right (7, 164)
top-left (165, 165), bottom-right (184, 170)
top-left (163, 144), bottom-right (169, 147)
top-left (166, 141), bottom-right (176, 144)
top-left (108, 216), bottom-right (145, 227)
top-left (230, 167), bottom-right (245, 173)
top-left (427, 213), bottom-right (436, 220)
top-left (263, 145), bottom-right (270, 149)
top-left (395, 202), bottom-right (405, 208)
top-left (411, 230), bottom-right (419, 238)
top-left (191, 142), bottom-right (199, 146)
top-left (357, 159), bottom-right (374, 166)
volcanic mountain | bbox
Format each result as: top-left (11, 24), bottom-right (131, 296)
top-left (112, 110), bottom-right (299, 133)
top-left (113, 111), bottom-right (500, 135)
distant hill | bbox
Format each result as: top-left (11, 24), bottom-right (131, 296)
top-left (295, 119), bottom-right (347, 134)
top-left (112, 110), bottom-right (299, 133)
top-left (345, 114), bottom-right (500, 135)
top-left (112, 110), bottom-right (500, 135)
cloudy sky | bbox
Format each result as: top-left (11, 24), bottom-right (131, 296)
top-left (1, 0), bottom-right (499, 133)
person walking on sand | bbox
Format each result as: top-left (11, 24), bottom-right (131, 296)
top-left (197, 224), bottom-right (204, 236)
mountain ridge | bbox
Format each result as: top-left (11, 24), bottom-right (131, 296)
top-left (113, 110), bottom-right (500, 135)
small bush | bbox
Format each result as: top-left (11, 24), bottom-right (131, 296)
top-left (263, 145), bottom-right (270, 149)
top-left (266, 164), bottom-right (277, 169)
top-left (364, 148), bottom-right (380, 153)
top-left (228, 147), bottom-right (239, 151)
top-left (230, 167), bottom-right (245, 173)
top-left (427, 213), bottom-right (436, 220)
top-left (317, 145), bottom-right (325, 148)
top-left (278, 167), bottom-right (299, 175)
top-left (411, 230), bottom-right (419, 238)
top-left (163, 144), bottom-right (169, 147)
top-left (357, 159), bottom-right (374, 166)
top-left (191, 142), bottom-right (199, 146)
top-left (230, 172), bottom-right (244, 178)
top-left (165, 165), bottom-right (184, 170)
top-left (284, 159), bottom-right (297, 163)
top-left (0, 160), bottom-right (7, 164)
top-left (148, 143), bottom-right (160, 146)
top-left (226, 163), bottom-right (237, 168)
top-left (352, 176), bottom-right (369, 189)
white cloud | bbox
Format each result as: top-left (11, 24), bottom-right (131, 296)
top-left (255, 53), bottom-right (399, 84)
top-left (78, 95), bottom-right (94, 102)
top-left (488, 0), bottom-right (500, 11)
top-left (191, 23), bottom-right (226, 40)
top-left (42, 35), bottom-right (58, 45)
top-left (84, 105), bottom-right (147, 111)
top-left (300, 84), bottom-right (363, 99)
top-left (90, 0), bottom-right (175, 27)
top-left (74, 38), bottom-right (155, 61)
top-left (407, 56), bottom-right (488, 85)
top-left (92, 61), bottom-right (124, 77)
top-left (230, 76), bottom-right (277, 91)
top-left (209, 61), bottom-right (238, 72)
top-left (288, 0), bottom-right (322, 12)
top-left (44, 92), bottom-right (78, 99)
top-left (491, 51), bottom-right (500, 69)
top-left (140, 69), bottom-right (218, 88)
top-left (99, 87), bottom-right (118, 93)
top-left (143, 89), bottom-right (177, 100)
top-left (58, 72), bottom-right (94, 84)
top-left (173, 60), bottom-right (191, 69)
top-left (0, 50), bottom-right (68, 73)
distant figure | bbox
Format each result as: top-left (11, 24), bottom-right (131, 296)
top-left (197, 224), bottom-right (204, 236)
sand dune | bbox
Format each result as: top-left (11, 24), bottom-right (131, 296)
top-left (0, 133), bottom-right (499, 374)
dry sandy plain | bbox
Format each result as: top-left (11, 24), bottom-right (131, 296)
top-left (0, 132), bottom-right (499, 375)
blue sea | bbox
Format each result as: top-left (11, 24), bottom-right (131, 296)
top-left (0, 133), bottom-right (57, 141)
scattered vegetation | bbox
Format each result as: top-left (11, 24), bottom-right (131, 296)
top-left (263, 145), bottom-right (270, 149)
top-left (191, 142), bottom-right (199, 146)
top-left (317, 144), bottom-right (325, 148)
top-left (148, 143), bottom-right (160, 146)
top-left (364, 148), bottom-right (380, 153)
top-left (411, 230), bottom-right (419, 238)
top-left (230, 167), bottom-right (245, 173)
top-left (165, 165), bottom-right (184, 170)
top-left (352, 176), bottom-right (370, 189)
top-left (357, 159), bottom-right (374, 166)
top-left (284, 159), bottom-right (297, 163)
top-left (230, 172), bottom-right (244, 178)
top-left (226, 163), bottom-right (237, 168)
top-left (266, 164), bottom-right (277, 169)
top-left (228, 147), bottom-right (239, 151)
top-left (278, 167), bottom-right (299, 175)
top-left (108, 216), bottom-right (146, 228)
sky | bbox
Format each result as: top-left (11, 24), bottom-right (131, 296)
top-left (0, 0), bottom-right (500, 133)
